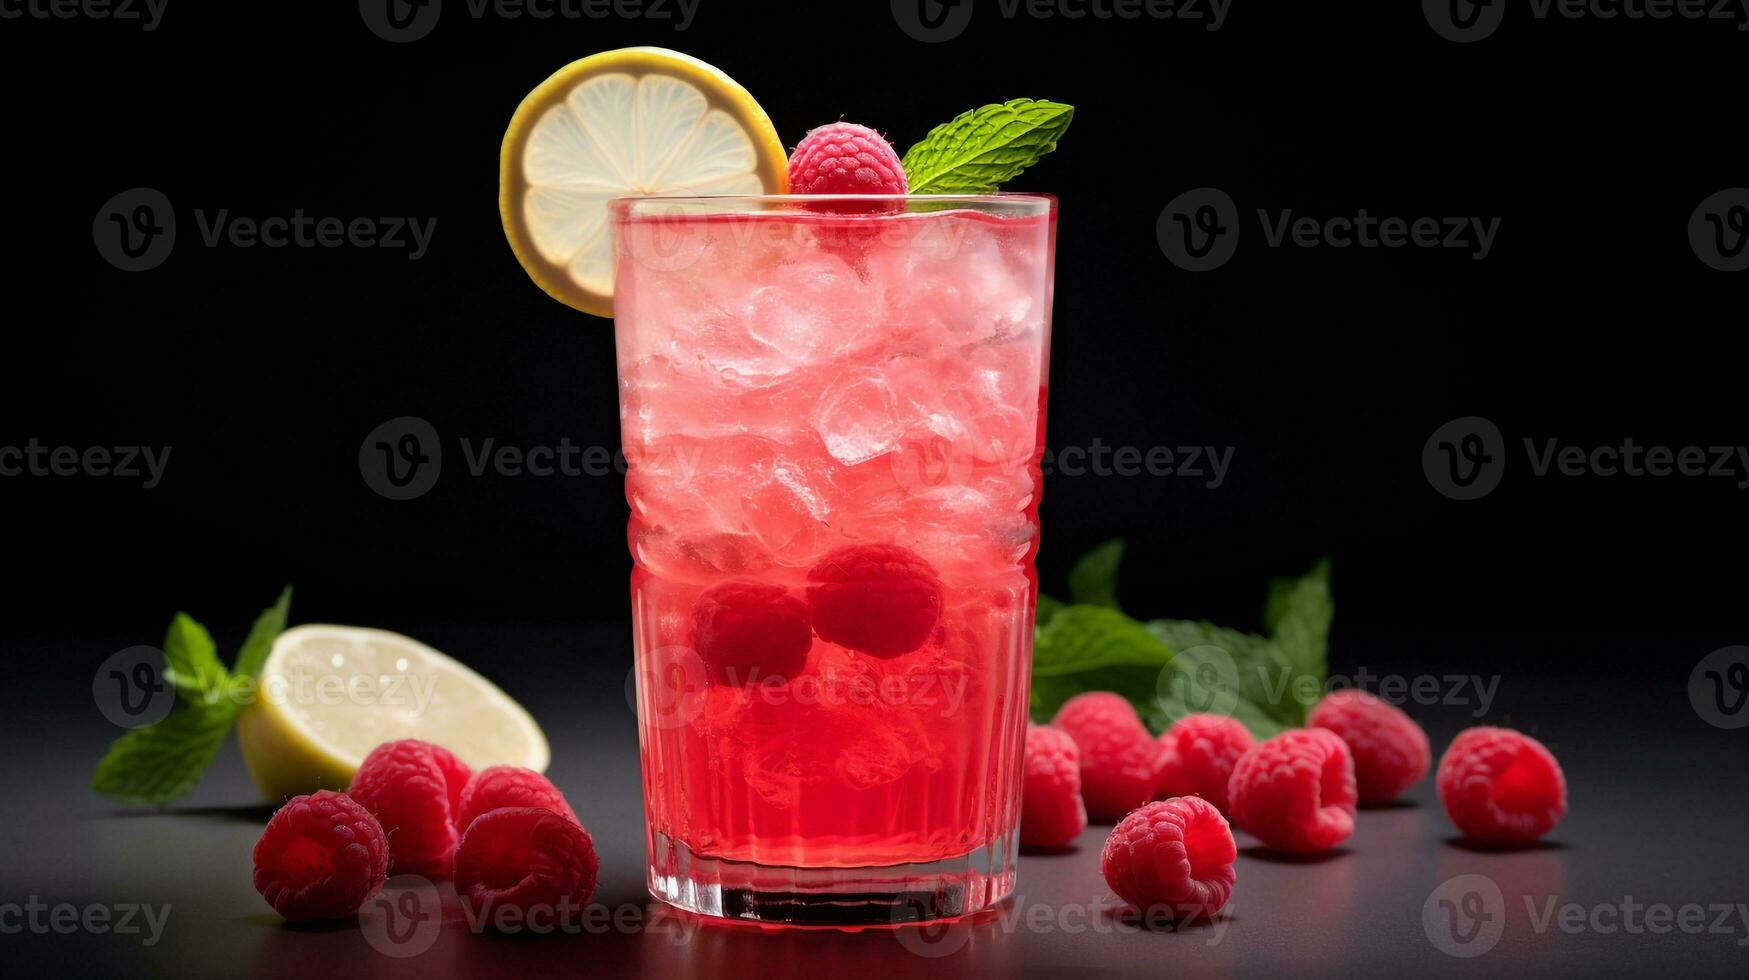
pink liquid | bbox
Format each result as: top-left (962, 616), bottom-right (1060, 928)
top-left (612, 202), bottom-right (1054, 871)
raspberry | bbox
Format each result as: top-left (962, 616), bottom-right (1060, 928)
top-left (787, 122), bottom-right (908, 197)
top-left (456, 766), bottom-right (577, 834)
top-left (1437, 726), bottom-right (1567, 844)
top-left (252, 790), bottom-right (388, 921)
top-left (1309, 690), bottom-right (1431, 806)
top-left (346, 739), bottom-right (471, 877)
top-left (1020, 724), bottom-right (1087, 848)
top-left (431, 742), bottom-right (472, 815)
top-left (692, 582), bottom-right (813, 685)
top-left (1226, 728), bottom-right (1357, 853)
top-left (1052, 692), bottom-right (1157, 822)
top-left (1152, 713), bottom-right (1254, 815)
top-left (453, 807), bottom-right (599, 928)
top-left (805, 545), bottom-right (944, 658)
top-left (1100, 797), bottom-right (1237, 921)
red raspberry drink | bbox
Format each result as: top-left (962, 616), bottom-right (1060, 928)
top-left (612, 195), bottom-right (1056, 923)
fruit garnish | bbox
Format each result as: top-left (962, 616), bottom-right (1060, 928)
top-left (345, 739), bottom-right (472, 877)
top-left (1021, 723), bottom-right (1087, 848)
top-left (236, 625), bottom-right (548, 804)
top-left (1052, 691), bottom-right (1158, 822)
top-left (253, 791), bottom-right (389, 921)
top-left (692, 581), bottom-right (813, 685)
top-left (1101, 797), bottom-right (1237, 921)
top-left (1437, 726), bottom-right (1568, 844)
top-left (454, 807), bottom-right (599, 927)
top-left (900, 98), bottom-right (1074, 194)
top-left (499, 47), bottom-right (788, 318)
top-left (456, 766), bottom-right (578, 831)
top-left (805, 544), bottom-right (944, 658)
top-left (1152, 713), bottom-right (1254, 815)
top-left (787, 122), bottom-right (908, 195)
top-left (1227, 728), bottom-right (1358, 853)
top-left (1309, 689), bottom-right (1431, 806)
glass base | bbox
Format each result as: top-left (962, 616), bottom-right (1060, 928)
top-left (646, 830), bottom-right (1018, 926)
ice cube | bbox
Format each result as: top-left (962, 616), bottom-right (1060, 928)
top-left (810, 368), bottom-right (903, 465)
top-left (744, 285), bottom-right (830, 365)
top-left (740, 458), bottom-right (833, 566)
top-left (632, 525), bottom-right (772, 585)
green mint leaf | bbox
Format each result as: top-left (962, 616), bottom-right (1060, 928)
top-left (163, 613), bottom-right (227, 702)
top-left (1029, 547), bottom-right (1335, 740)
top-left (1147, 618), bottom-right (1301, 732)
top-left (92, 700), bottom-right (239, 805)
top-left (1035, 591), bottom-right (1065, 629)
top-left (233, 586), bottom-right (293, 682)
top-left (1029, 604), bottom-right (1171, 720)
top-left (1067, 538), bottom-right (1125, 609)
top-left (1033, 605), bottom-right (1173, 676)
top-left (95, 588), bottom-right (297, 806)
top-left (902, 99), bottom-right (1074, 194)
top-left (1265, 558), bottom-right (1333, 680)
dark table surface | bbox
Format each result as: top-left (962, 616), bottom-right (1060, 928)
top-left (3, 621), bottom-right (1746, 979)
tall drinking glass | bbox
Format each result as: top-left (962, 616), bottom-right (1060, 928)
top-left (610, 194), bottom-right (1056, 924)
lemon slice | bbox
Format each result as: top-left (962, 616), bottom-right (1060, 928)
top-left (236, 625), bottom-right (549, 803)
top-left (500, 47), bottom-right (788, 317)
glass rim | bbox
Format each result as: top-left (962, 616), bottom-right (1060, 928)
top-left (610, 193), bottom-right (1055, 219)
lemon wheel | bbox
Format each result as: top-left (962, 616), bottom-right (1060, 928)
top-left (500, 47), bottom-right (788, 317)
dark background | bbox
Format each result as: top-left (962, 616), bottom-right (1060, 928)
top-left (3, 1), bottom-right (1743, 653)
top-left (1, 2), bottom-right (1745, 978)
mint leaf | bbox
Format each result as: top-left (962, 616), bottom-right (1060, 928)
top-left (163, 613), bottom-right (226, 703)
top-left (902, 99), bottom-right (1073, 194)
top-left (1029, 551), bottom-right (1334, 739)
top-left (1034, 605), bottom-right (1173, 675)
top-left (1265, 558), bottom-right (1333, 680)
top-left (1067, 539), bottom-right (1124, 609)
top-left (1029, 605), bottom-right (1171, 719)
top-left (1148, 618), bottom-right (1301, 734)
top-left (94, 588), bottom-right (295, 806)
top-left (1035, 591), bottom-right (1065, 628)
top-left (233, 586), bottom-right (293, 682)
top-left (92, 700), bottom-right (239, 805)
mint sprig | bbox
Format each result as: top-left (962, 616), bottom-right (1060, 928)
top-left (902, 99), bottom-right (1073, 194)
top-left (1031, 542), bottom-right (1332, 738)
top-left (93, 588), bottom-right (292, 805)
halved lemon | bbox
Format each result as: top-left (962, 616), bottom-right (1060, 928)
top-left (236, 625), bottom-right (549, 803)
top-left (500, 47), bottom-right (788, 317)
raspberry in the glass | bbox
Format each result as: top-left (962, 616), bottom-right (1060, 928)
top-left (805, 545), bottom-right (944, 658)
